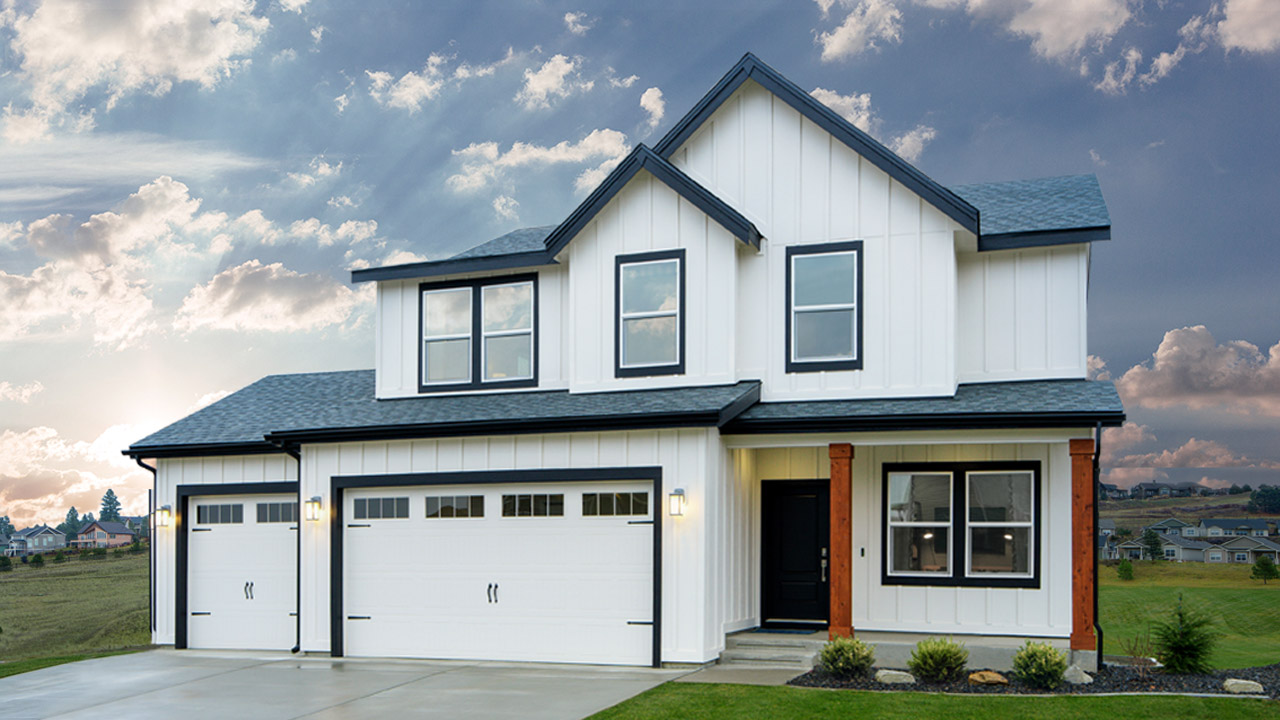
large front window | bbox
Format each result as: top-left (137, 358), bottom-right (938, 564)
top-left (884, 463), bottom-right (1039, 588)
top-left (419, 276), bottom-right (536, 391)
top-left (616, 249), bottom-right (684, 377)
top-left (786, 241), bottom-right (862, 372)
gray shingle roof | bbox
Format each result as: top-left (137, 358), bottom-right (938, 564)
top-left (128, 370), bottom-right (761, 455)
top-left (954, 175), bottom-right (1110, 237)
top-left (1201, 518), bottom-right (1270, 530)
top-left (725, 379), bottom-right (1124, 432)
top-left (1163, 535), bottom-right (1211, 550)
top-left (450, 226), bottom-right (556, 260)
top-left (1099, 518), bottom-right (1117, 530)
top-left (86, 521), bottom-right (134, 535)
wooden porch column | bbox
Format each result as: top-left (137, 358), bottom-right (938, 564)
top-left (1069, 438), bottom-right (1097, 651)
top-left (829, 443), bottom-right (853, 639)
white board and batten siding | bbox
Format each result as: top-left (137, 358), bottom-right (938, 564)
top-left (736, 442), bottom-right (1074, 639)
top-left (668, 79), bottom-right (962, 401)
top-left (299, 428), bottom-right (737, 664)
top-left (956, 246), bottom-right (1089, 383)
top-left (151, 454), bottom-right (298, 646)
top-left (374, 265), bottom-right (572, 399)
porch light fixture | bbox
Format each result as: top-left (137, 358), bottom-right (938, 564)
top-left (156, 505), bottom-right (172, 528)
top-left (922, 532), bottom-right (934, 539)
top-left (668, 489), bottom-right (686, 517)
top-left (1003, 533), bottom-right (1014, 541)
top-left (305, 496), bottom-right (323, 521)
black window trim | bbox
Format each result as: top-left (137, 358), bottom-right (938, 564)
top-left (417, 273), bottom-right (539, 393)
top-left (785, 240), bottom-right (864, 373)
top-left (880, 461), bottom-right (1041, 589)
top-left (614, 248), bottom-right (686, 378)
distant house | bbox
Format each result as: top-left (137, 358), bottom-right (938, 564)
top-left (1213, 535), bottom-right (1280, 564)
top-left (1200, 518), bottom-right (1269, 538)
top-left (5, 525), bottom-right (67, 556)
top-left (1098, 523), bottom-right (1120, 560)
top-left (69, 521), bottom-right (135, 549)
top-left (1131, 482), bottom-right (1172, 499)
top-left (122, 515), bottom-right (149, 539)
top-left (1159, 534), bottom-right (1211, 562)
top-left (1099, 483), bottom-right (1127, 500)
top-left (1099, 518), bottom-right (1117, 536)
top-left (1116, 538), bottom-right (1145, 560)
top-left (1143, 518), bottom-right (1191, 536)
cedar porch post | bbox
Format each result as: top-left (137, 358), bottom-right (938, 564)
top-left (1069, 438), bottom-right (1097, 651)
top-left (829, 443), bottom-right (853, 639)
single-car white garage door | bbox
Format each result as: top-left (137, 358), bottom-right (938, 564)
top-left (187, 493), bottom-right (297, 650)
top-left (342, 480), bottom-right (654, 665)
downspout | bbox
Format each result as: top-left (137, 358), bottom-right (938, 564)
top-left (277, 442), bottom-right (303, 655)
top-left (1092, 421), bottom-right (1103, 668)
top-left (133, 457), bottom-right (158, 635)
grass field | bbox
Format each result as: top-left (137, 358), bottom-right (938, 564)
top-left (587, 683), bottom-right (1280, 720)
top-left (1099, 560), bottom-right (1280, 668)
top-left (1099, 494), bottom-right (1277, 532)
top-left (0, 551), bottom-right (151, 662)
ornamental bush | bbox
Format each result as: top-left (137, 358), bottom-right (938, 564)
top-left (908, 637), bottom-right (969, 683)
top-left (1251, 555), bottom-right (1279, 584)
top-left (1117, 558), bottom-right (1134, 580)
top-left (1012, 641), bottom-right (1068, 689)
top-left (820, 636), bottom-right (876, 678)
top-left (0, 556), bottom-right (11, 572)
top-left (29, 553), bottom-right (44, 568)
top-left (1153, 595), bottom-right (1218, 674)
top-left (53, 550), bottom-right (66, 563)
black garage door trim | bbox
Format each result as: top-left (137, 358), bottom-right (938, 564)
top-left (174, 482), bottom-right (300, 649)
top-left (330, 467), bottom-right (664, 667)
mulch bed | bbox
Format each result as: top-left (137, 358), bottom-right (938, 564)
top-left (790, 662), bottom-right (1280, 698)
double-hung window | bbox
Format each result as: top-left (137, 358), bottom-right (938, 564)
top-left (786, 241), bottom-right (862, 372)
top-left (419, 275), bottom-right (536, 392)
top-left (615, 249), bottom-right (684, 377)
top-left (883, 462), bottom-right (1039, 588)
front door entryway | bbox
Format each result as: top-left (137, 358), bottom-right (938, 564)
top-left (761, 480), bottom-right (829, 627)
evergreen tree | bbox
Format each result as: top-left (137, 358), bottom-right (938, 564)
top-left (57, 506), bottom-right (81, 536)
top-left (0, 515), bottom-right (14, 536)
top-left (1251, 555), bottom-right (1279, 585)
top-left (1247, 485), bottom-right (1280, 514)
top-left (81, 511), bottom-right (95, 525)
top-left (1141, 528), bottom-right (1164, 561)
top-left (100, 490), bottom-right (122, 522)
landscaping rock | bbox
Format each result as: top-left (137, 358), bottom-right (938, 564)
top-left (1223, 678), bottom-right (1264, 694)
top-left (875, 669), bottom-right (915, 684)
top-left (1064, 665), bottom-right (1094, 685)
top-left (968, 671), bottom-right (1009, 686)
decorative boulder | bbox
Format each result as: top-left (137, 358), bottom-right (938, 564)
top-left (1063, 665), bottom-right (1094, 685)
top-left (968, 670), bottom-right (1009, 686)
top-left (875, 669), bottom-right (916, 684)
top-left (1223, 679), bottom-right (1264, 694)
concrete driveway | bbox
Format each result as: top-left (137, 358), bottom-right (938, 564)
top-left (1, 650), bottom-right (688, 720)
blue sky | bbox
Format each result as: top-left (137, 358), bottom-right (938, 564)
top-left (1, 0), bottom-right (1278, 525)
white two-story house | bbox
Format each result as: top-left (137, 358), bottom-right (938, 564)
top-left (127, 54), bottom-right (1124, 671)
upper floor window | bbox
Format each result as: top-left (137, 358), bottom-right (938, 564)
top-left (419, 275), bottom-right (536, 392)
top-left (786, 241), bottom-right (862, 373)
top-left (615, 249), bottom-right (685, 377)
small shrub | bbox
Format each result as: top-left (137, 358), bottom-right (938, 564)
top-left (1251, 555), bottom-right (1279, 584)
top-left (1117, 558), bottom-right (1134, 580)
top-left (1153, 595), bottom-right (1218, 674)
top-left (908, 637), bottom-right (969, 683)
top-left (0, 556), bottom-right (11, 572)
top-left (53, 550), bottom-right (66, 563)
top-left (1120, 630), bottom-right (1156, 681)
top-left (78, 548), bottom-right (95, 561)
top-left (128, 539), bottom-right (143, 554)
top-left (29, 553), bottom-right (44, 568)
top-left (94, 548), bottom-right (107, 558)
top-left (112, 548), bottom-right (124, 557)
top-left (1012, 641), bottom-right (1068, 689)
top-left (820, 636), bottom-right (876, 678)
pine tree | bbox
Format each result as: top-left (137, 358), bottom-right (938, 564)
top-left (57, 506), bottom-right (81, 536)
top-left (1251, 555), bottom-right (1279, 585)
top-left (99, 490), bottom-right (122, 523)
top-left (1141, 528), bottom-right (1164, 561)
top-left (0, 515), bottom-right (14, 536)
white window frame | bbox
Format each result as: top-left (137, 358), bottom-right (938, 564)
top-left (618, 257), bottom-right (682, 370)
top-left (964, 470), bottom-right (1036, 580)
top-left (421, 286), bottom-right (473, 386)
top-left (885, 472), bottom-right (953, 578)
top-left (789, 248), bottom-right (859, 365)
top-left (480, 280), bottom-right (535, 383)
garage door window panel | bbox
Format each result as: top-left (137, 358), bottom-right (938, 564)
top-left (354, 497), bottom-right (410, 520)
top-left (426, 495), bottom-right (485, 518)
top-left (502, 493), bottom-right (564, 517)
top-left (196, 504), bottom-right (244, 525)
top-left (583, 492), bottom-right (649, 517)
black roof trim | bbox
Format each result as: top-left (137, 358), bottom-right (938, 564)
top-left (543, 144), bottom-right (761, 259)
top-left (978, 226), bottom-right (1111, 252)
top-left (724, 410), bottom-right (1125, 434)
top-left (351, 250), bottom-right (555, 285)
top-left (654, 52), bottom-right (980, 235)
top-left (122, 442), bottom-right (280, 460)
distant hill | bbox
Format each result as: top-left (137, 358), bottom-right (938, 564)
top-left (1100, 493), bottom-right (1279, 533)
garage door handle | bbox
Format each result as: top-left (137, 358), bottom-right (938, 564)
top-left (486, 583), bottom-right (493, 603)
top-left (493, 583), bottom-right (498, 603)
top-left (191, 612), bottom-right (212, 616)
top-left (192, 528), bottom-right (212, 532)
top-left (347, 523), bottom-right (371, 528)
top-left (348, 615), bottom-right (371, 620)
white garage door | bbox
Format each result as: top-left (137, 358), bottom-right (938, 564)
top-left (187, 493), bottom-right (297, 650)
top-left (343, 480), bottom-right (654, 665)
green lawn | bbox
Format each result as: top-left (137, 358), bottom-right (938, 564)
top-left (588, 684), bottom-right (1280, 720)
top-left (0, 551), bottom-right (151, 663)
top-left (1099, 561), bottom-right (1280, 668)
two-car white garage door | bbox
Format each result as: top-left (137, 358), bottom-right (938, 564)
top-left (341, 480), bottom-right (654, 666)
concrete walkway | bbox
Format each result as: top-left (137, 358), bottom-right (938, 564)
top-left (0, 650), bottom-right (688, 720)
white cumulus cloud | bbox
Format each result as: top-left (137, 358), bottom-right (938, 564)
top-left (640, 87), bottom-right (666, 129)
top-left (564, 11), bottom-right (593, 35)
top-left (816, 0), bottom-right (904, 62)
top-left (492, 195), bottom-right (520, 221)
top-left (811, 87), bottom-right (878, 133)
top-left (0, 381), bottom-right (45, 403)
top-left (889, 125), bottom-right (937, 162)
top-left (1217, 0), bottom-right (1280, 53)
top-left (515, 54), bottom-right (594, 110)
top-left (1115, 325), bottom-right (1280, 416)
top-left (174, 259), bottom-right (366, 333)
top-left (447, 128), bottom-right (631, 195)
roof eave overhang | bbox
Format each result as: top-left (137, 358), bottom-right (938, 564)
top-left (722, 410), bottom-right (1126, 435)
top-left (654, 53), bottom-right (980, 236)
top-left (350, 251), bottom-right (557, 285)
top-left (978, 226), bottom-right (1111, 252)
top-left (121, 442), bottom-right (281, 460)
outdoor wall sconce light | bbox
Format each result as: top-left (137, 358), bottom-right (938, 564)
top-left (156, 505), bottom-right (171, 528)
top-left (669, 489), bottom-right (686, 517)
top-left (305, 496), bottom-right (323, 521)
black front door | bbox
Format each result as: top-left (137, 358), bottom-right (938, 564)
top-left (762, 480), bottom-right (829, 626)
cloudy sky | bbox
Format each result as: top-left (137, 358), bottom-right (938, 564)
top-left (1, 0), bottom-right (1278, 527)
